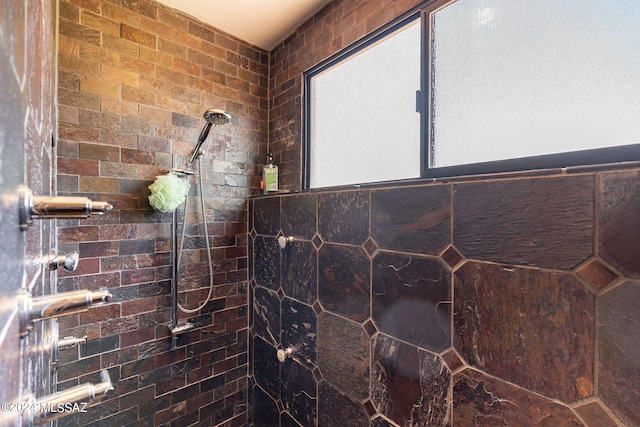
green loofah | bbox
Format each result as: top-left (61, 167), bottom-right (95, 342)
top-left (148, 173), bottom-right (190, 212)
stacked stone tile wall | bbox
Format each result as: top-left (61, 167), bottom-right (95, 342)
top-left (55, 0), bottom-right (268, 425)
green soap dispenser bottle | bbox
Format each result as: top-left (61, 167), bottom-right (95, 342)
top-left (263, 153), bottom-right (278, 192)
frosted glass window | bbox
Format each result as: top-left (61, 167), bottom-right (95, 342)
top-left (307, 18), bottom-right (421, 188)
top-left (431, 0), bottom-right (640, 168)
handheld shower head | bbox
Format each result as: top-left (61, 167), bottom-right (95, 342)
top-left (188, 109), bottom-right (231, 166)
top-left (204, 108), bottom-right (231, 126)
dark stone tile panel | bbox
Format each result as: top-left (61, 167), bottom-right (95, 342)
top-left (574, 401), bottom-right (618, 427)
top-left (282, 240), bottom-right (317, 305)
top-left (599, 171), bottom-right (640, 278)
top-left (318, 244), bottom-right (370, 323)
top-left (317, 312), bottom-right (370, 400)
top-left (371, 334), bottom-right (451, 426)
top-left (454, 261), bottom-right (595, 402)
top-left (254, 196), bottom-right (281, 235)
top-left (253, 336), bottom-right (280, 400)
top-left (252, 384), bottom-right (280, 427)
top-left (318, 190), bottom-right (369, 245)
top-left (281, 359), bottom-right (317, 427)
top-left (454, 176), bottom-right (594, 269)
top-left (372, 251), bottom-right (451, 352)
top-left (253, 235), bottom-right (281, 290)
top-left (282, 193), bottom-right (317, 240)
top-left (253, 285), bottom-right (280, 346)
top-left (371, 185), bottom-right (450, 255)
top-left (318, 380), bottom-right (370, 427)
top-left (453, 369), bottom-right (584, 426)
top-left (281, 411), bottom-right (303, 427)
top-left (282, 297), bottom-right (317, 369)
top-left (598, 280), bottom-right (640, 426)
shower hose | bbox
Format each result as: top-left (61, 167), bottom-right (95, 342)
top-left (176, 156), bottom-right (214, 313)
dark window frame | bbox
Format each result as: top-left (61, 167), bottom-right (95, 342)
top-left (302, 0), bottom-right (640, 189)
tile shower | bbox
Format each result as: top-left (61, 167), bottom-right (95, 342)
top-left (1, 0), bottom-right (638, 426)
top-left (249, 170), bottom-right (640, 426)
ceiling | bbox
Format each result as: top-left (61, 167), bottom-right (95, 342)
top-left (155, 0), bottom-right (333, 50)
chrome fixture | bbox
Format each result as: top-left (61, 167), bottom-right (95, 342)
top-left (187, 108), bottom-right (231, 166)
top-left (19, 185), bottom-right (112, 230)
top-left (57, 335), bottom-right (88, 350)
top-left (30, 370), bottom-right (113, 424)
top-left (31, 335), bottom-right (86, 355)
top-left (276, 347), bottom-right (294, 363)
top-left (54, 335), bottom-right (88, 367)
top-left (169, 168), bottom-right (194, 176)
top-left (20, 289), bottom-right (111, 335)
top-left (169, 322), bottom-right (194, 335)
top-left (278, 235), bottom-right (295, 249)
top-left (47, 251), bottom-right (79, 272)
top-left (37, 333), bottom-right (87, 368)
top-left (169, 322), bottom-right (195, 348)
top-left (169, 109), bottom-right (231, 326)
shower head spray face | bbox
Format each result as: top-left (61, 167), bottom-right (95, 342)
top-left (204, 109), bottom-right (231, 126)
top-left (188, 109), bottom-right (232, 166)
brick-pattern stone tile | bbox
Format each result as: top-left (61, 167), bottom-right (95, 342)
top-left (56, 0), bottom-right (267, 425)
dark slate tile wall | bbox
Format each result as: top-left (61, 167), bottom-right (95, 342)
top-left (249, 170), bottom-right (639, 426)
top-left (0, 0), bottom-right (57, 422)
top-left (259, 1), bottom-right (639, 423)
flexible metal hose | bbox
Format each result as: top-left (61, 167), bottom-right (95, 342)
top-left (176, 156), bottom-right (215, 314)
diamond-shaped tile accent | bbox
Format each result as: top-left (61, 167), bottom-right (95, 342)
top-left (363, 400), bottom-right (377, 417)
top-left (250, 228), bottom-right (257, 239)
top-left (363, 237), bottom-right (379, 258)
top-left (313, 367), bottom-right (323, 381)
top-left (277, 288), bottom-right (285, 300)
top-left (442, 348), bottom-right (464, 372)
top-left (277, 399), bottom-right (285, 412)
top-left (363, 319), bottom-right (378, 337)
top-left (313, 301), bottom-right (323, 315)
top-left (441, 245), bottom-right (464, 268)
top-left (312, 233), bottom-right (323, 250)
top-left (574, 401), bottom-right (618, 427)
top-left (576, 258), bottom-right (619, 290)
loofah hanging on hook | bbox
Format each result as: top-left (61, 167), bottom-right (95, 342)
top-left (148, 172), bottom-right (190, 212)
